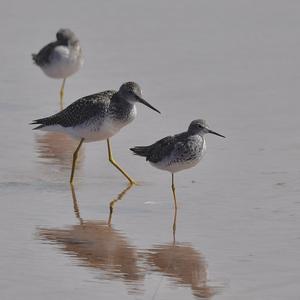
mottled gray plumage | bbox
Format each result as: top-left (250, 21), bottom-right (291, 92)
top-left (130, 119), bottom-right (225, 173)
top-left (31, 82), bottom-right (160, 185)
top-left (131, 131), bottom-right (204, 164)
top-left (31, 90), bottom-right (117, 129)
top-left (131, 120), bottom-right (224, 212)
top-left (31, 82), bottom-right (160, 133)
top-left (32, 28), bottom-right (79, 66)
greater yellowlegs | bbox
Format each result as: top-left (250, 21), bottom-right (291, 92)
top-left (145, 243), bottom-right (214, 298)
top-left (31, 82), bottom-right (160, 184)
top-left (32, 28), bottom-right (83, 108)
top-left (130, 119), bottom-right (225, 210)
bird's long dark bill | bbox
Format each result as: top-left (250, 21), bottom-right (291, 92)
top-left (208, 129), bottom-right (225, 138)
top-left (137, 96), bottom-right (161, 114)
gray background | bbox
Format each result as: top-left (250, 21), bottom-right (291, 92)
top-left (0, 0), bottom-right (299, 299)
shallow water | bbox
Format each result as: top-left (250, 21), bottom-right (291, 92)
top-left (1, 0), bottom-right (300, 299)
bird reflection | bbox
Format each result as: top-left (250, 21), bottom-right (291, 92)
top-left (172, 203), bottom-right (177, 243)
top-left (34, 132), bottom-right (84, 168)
top-left (144, 242), bottom-right (215, 299)
top-left (108, 184), bottom-right (133, 225)
top-left (144, 213), bottom-right (215, 299)
top-left (38, 184), bottom-right (144, 293)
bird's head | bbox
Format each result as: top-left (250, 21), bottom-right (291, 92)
top-left (118, 82), bottom-right (160, 113)
top-left (56, 28), bottom-right (78, 45)
top-left (188, 119), bottom-right (225, 138)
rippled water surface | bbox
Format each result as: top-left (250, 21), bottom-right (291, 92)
top-left (1, 1), bottom-right (300, 299)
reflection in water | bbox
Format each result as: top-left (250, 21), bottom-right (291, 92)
top-left (172, 203), bottom-right (177, 243)
top-left (38, 186), bottom-right (216, 298)
top-left (108, 184), bottom-right (133, 225)
top-left (146, 207), bottom-right (216, 299)
top-left (38, 184), bottom-right (144, 294)
top-left (34, 132), bottom-right (84, 167)
top-left (145, 242), bottom-right (215, 299)
top-left (39, 222), bottom-right (144, 286)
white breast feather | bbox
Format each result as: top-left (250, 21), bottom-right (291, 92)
top-left (42, 45), bottom-right (83, 79)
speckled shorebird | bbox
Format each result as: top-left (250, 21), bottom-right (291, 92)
top-left (31, 82), bottom-right (160, 185)
top-left (130, 119), bottom-right (225, 209)
top-left (32, 28), bottom-right (83, 108)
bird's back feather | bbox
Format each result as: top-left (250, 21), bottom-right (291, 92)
top-left (32, 41), bottom-right (59, 66)
top-left (31, 90), bottom-right (116, 129)
top-left (130, 135), bottom-right (177, 163)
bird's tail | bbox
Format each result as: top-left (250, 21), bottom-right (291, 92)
top-left (30, 116), bottom-right (53, 130)
top-left (130, 146), bottom-right (151, 157)
top-left (32, 53), bottom-right (38, 65)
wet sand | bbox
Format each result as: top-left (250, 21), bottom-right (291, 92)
top-left (1, 1), bottom-right (300, 299)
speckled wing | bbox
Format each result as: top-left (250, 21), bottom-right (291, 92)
top-left (130, 136), bottom-right (175, 161)
top-left (146, 136), bottom-right (177, 163)
top-left (32, 90), bottom-right (116, 129)
top-left (32, 41), bottom-right (59, 66)
top-left (147, 132), bottom-right (195, 163)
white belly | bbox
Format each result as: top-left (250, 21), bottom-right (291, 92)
top-left (151, 157), bottom-right (201, 173)
top-left (70, 119), bottom-right (125, 142)
top-left (150, 138), bottom-right (206, 173)
top-left (39, 117), bottom-right (133, 143)
top-left (42, 45), bottom-right (83, 79)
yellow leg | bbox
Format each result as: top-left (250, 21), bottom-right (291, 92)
top-left (60, 78), bottom-right (66, 110)
top-left (106, 138), bottom-right (137, 185)
top-left (172, 203), bottom-right (177, 244)
top-left (171, 173), bottom-right (177, 242)
top-left (70, 184), bottom-right (83, 224)
top-left (171, 173), bottom-right (177, 210)
top-left (70, 138), bottom-right (84, 184)
top-left (108, 183), bottom-right (134, 225)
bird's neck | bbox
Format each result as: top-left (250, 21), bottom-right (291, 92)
top-left (187, 132), bottom-right (205, 145)
top-left (114, 94), bottom-right (135, 108)
top-left (111, 94), bottom-right (136, 120)
top-left (69, 39), bottom-right (80, 47)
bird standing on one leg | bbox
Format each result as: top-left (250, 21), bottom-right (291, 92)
top-left (32, 28), bottom-right (83, 109)
top-left (130, 119), bottom-right (225, 211)
top-left (31, 82), bottom-right (160, 185)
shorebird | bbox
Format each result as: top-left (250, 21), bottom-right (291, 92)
top-left (130, 119), bottom-right (225, 209)
top-left (32, 28), bottom-right (83, 109)
top-left (31, 82), bottom-right (160, 185)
